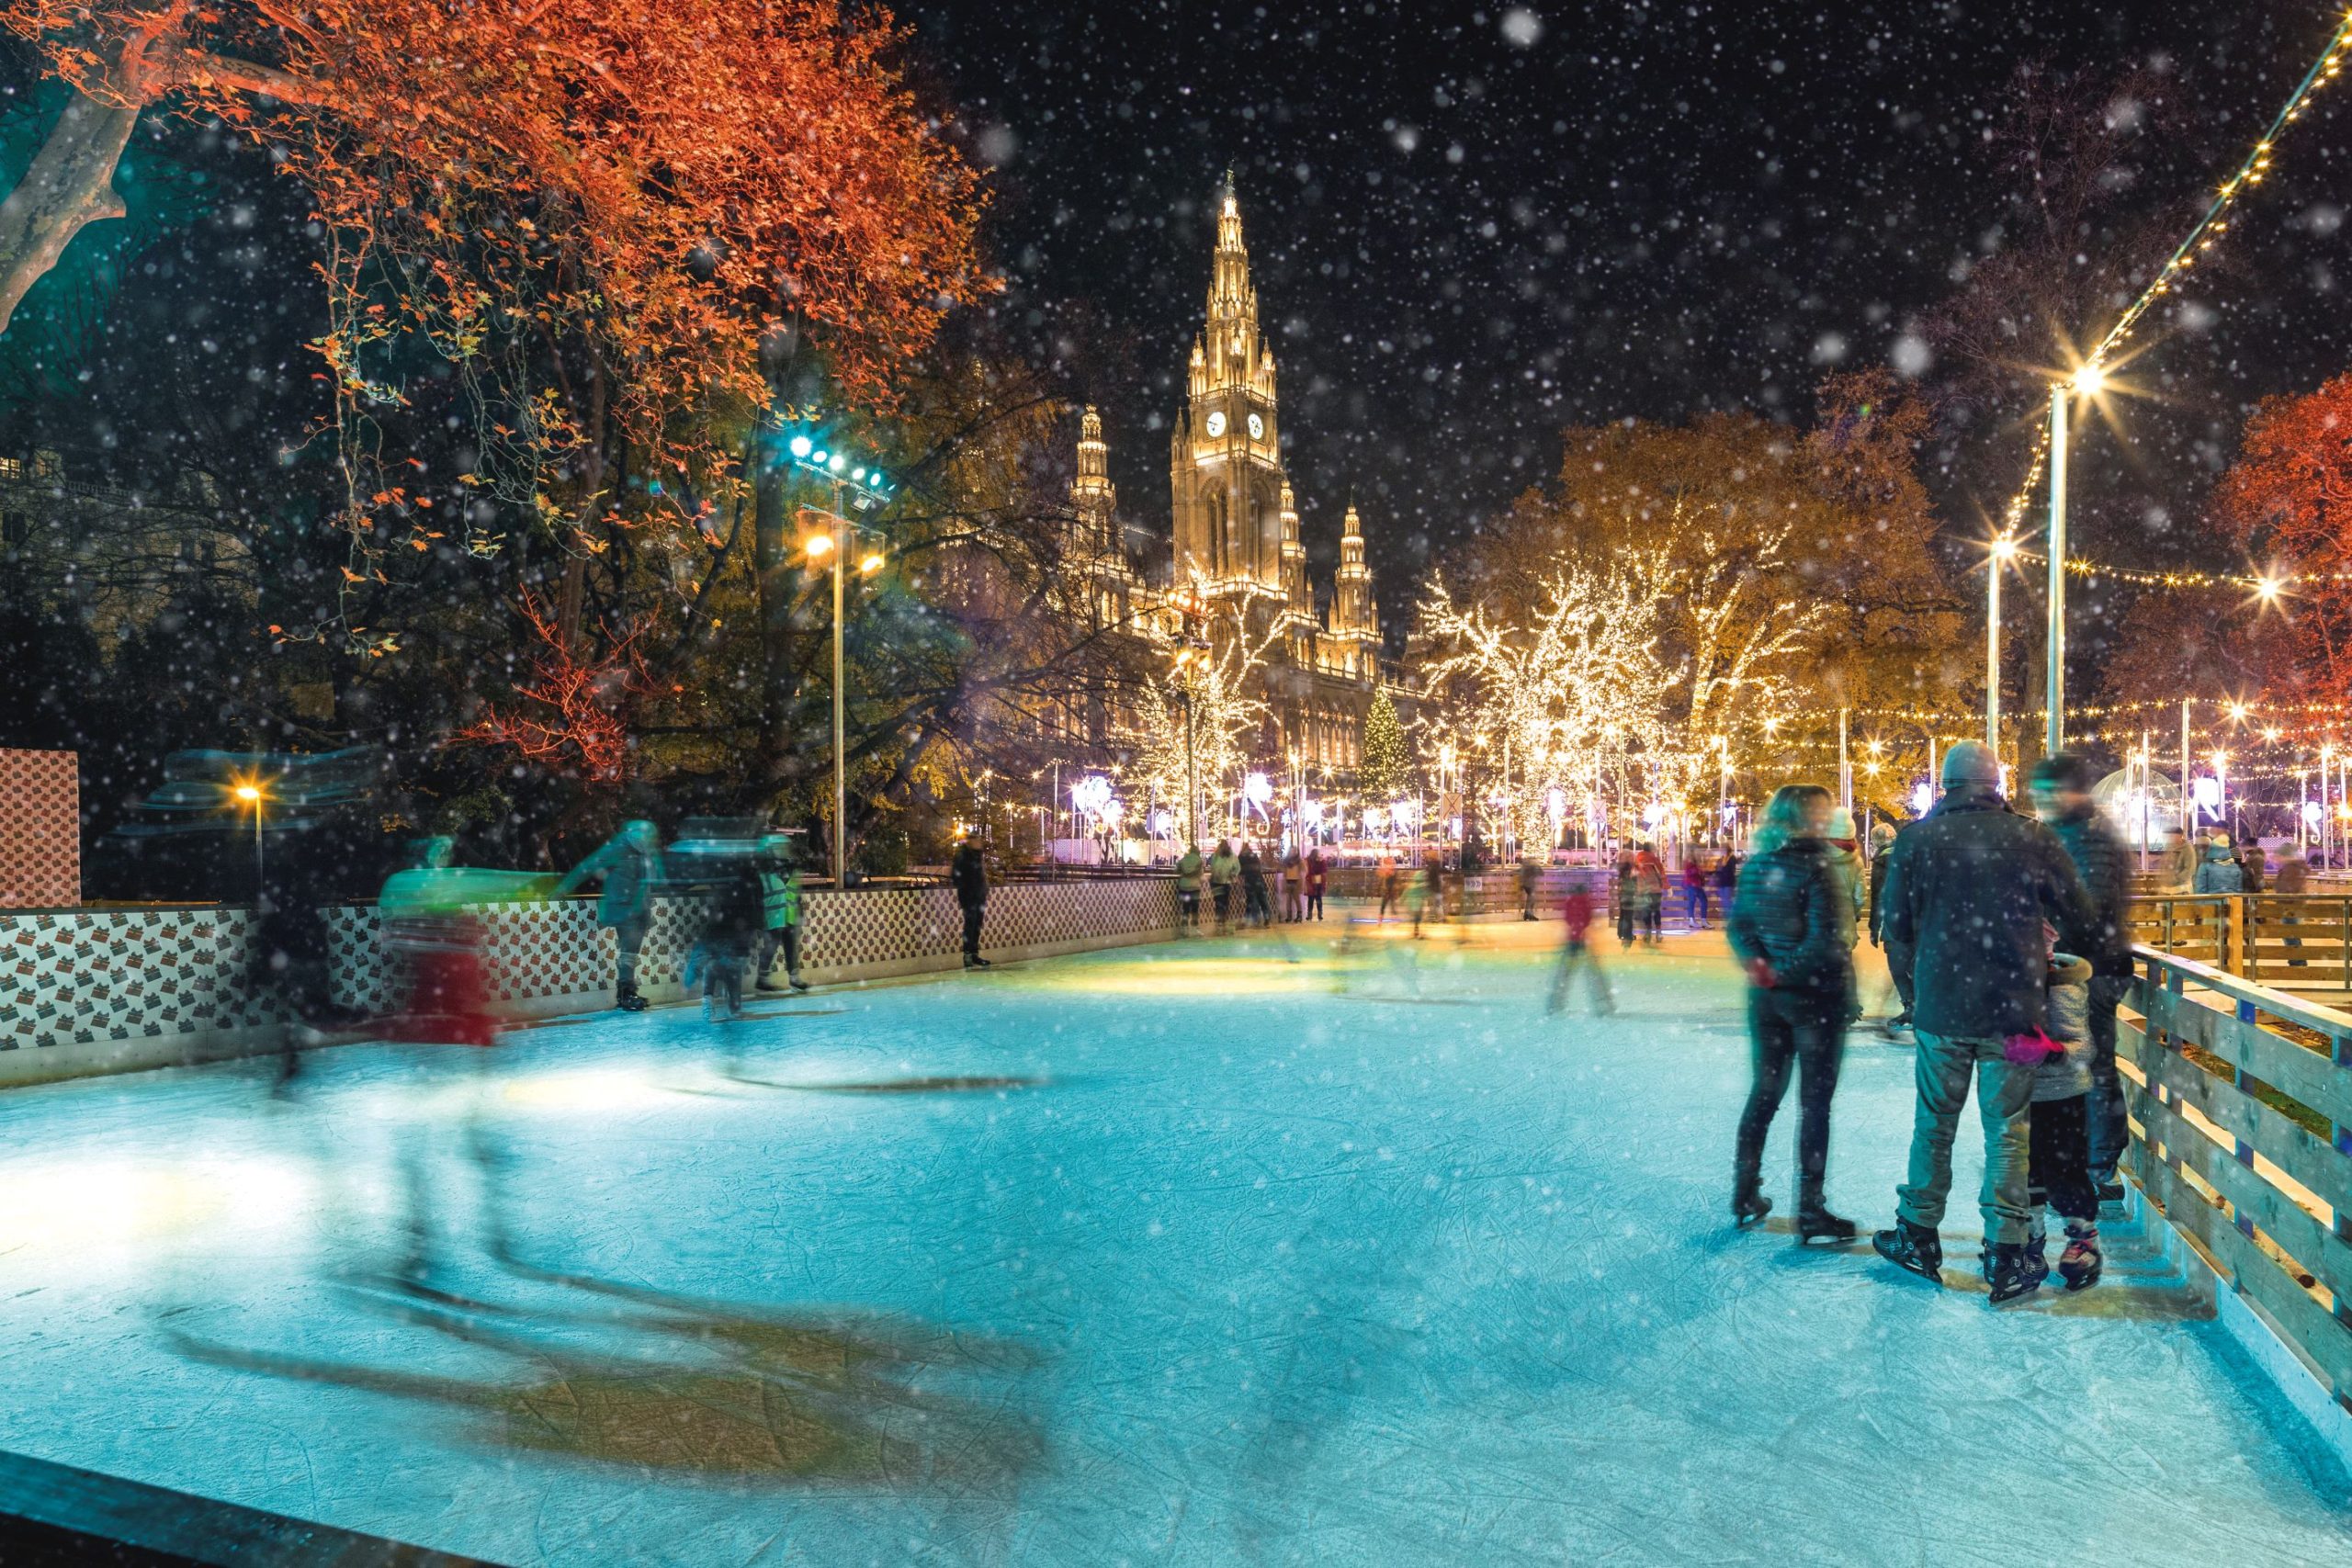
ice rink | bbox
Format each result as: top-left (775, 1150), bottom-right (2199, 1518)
top-left (0, 916), bottom-right (2346, 1564)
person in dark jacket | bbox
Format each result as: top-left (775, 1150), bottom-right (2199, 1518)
top-left (1872, 740), bottom-right (2097, 1304)
top-left (2030, 753), bottom-right (2135, 1199)
top-left (1725, 783), bottom-right (1856, 1241)
top-left (950, 836), bottom-right (991, 969)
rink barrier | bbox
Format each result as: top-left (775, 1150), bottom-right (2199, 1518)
top-left (0, 878), bottom-right (1181, 1086)
top-left (2120, 944), bottom-right (2352, 1464)
top-left (2128, 892), bottom-right (2352, 998)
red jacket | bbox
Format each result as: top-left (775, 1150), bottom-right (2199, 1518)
top-left (1562, 888), bottom-right (1596, 941)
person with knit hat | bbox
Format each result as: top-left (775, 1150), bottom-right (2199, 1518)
top-left (1870, 739), bottom-right (2098, 1305)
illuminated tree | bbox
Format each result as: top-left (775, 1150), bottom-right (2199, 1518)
top-left (1417, 551), bottom-right (1681, 845)
top-left (1130, 586), bottom-right (1278, 844)
top-left (2211, 372), bottom-right (2352, 703)
top-left (1360, 688), bottom-right (1410, 805)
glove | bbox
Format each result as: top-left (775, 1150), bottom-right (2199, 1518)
top-left (1744, 957), bottom-right (1778, 990)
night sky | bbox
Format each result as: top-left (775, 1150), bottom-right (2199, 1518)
top-left (903, 1), bottom-right (2352, 631)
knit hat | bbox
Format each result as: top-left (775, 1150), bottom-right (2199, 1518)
top-left (1870, 822), bottom-right (1897, 849)
top-left (1826, 806), bottom-right (1857, 841)
top-left (1940, 739), bottom-right (2000, 789)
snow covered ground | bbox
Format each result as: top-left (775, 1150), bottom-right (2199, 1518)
top-left (0, 916), bottom-right (2345, 1564)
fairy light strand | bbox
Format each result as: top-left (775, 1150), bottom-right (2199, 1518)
top-left (1995, 10), bottom-right (2352, 536)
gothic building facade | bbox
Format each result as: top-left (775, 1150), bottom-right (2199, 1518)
top-left (1073, 177), bottom-right (1417, 779)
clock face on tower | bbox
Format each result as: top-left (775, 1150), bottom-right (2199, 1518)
top-left (1248, 412), bottom-right (1264, 440)
top-left (1204, 411), bottom-right (1227, 438)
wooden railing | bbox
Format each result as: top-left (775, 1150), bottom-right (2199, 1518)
top-left (2122, 947), bottom-right (2352, 1417)
top-left (2126, 896), bottom-right (2352, 995)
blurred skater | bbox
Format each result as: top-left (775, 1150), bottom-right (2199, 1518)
top-left (695, 848), bottom-right (763, 1023)
top-left (554, 819), bottom-right (664, 1011)
top-left (1304, 844), bottom-right (1328, 920)
top-left (1546, 875), bottom-right (1614, 1016)
top-left (1240, 840), bottom-right (1271, 927)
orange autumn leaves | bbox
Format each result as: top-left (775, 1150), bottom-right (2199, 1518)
top-left (3, 0), bottom-right (989, 446)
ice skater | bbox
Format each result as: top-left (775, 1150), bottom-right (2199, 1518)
top-left (1871, 740), bottom-right (2097, 1304)
top-left (554, 819), bottom-right (664, 1011)
top-left (1545, 875), bottom-right (1613, 1016)
top-left (1174, 841), bottom-right (1204, 932)
top-left (952, 833), bottom-right (992, 969)
top-left (1724, 784), bottom-right (1855, 1243)
top-left (2023, 941), bottom-right (2103, 1291)
top-left (753, 831), bottom-right (811, 993)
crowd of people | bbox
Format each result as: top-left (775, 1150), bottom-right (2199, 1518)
top-left (1722, 740), bottom-right (2133, 1305)
top-left (1172, 839), bottom-right (1331, 933)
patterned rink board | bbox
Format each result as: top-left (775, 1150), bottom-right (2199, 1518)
top-left (0, 879), bottom-right (1179, 1076)
top-left (0, 749), bottom-right (78, 908)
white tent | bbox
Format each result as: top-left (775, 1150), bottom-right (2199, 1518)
top-left (2092, 766), bottom-right (2181, 849)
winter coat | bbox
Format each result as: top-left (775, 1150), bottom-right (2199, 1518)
top-left (1867, 836), bottom-right (1898, 946)
top-left (2237, 847), bottom-right (2266, 894)
top-left (2035, 953), bottom-right (2097, 1103)
top-left (1209, 851), bottom-right (1239, 888)
top-left (1823, 841), bottom-right (1864, 943)
top-left (1239, 848), bottom-right (1267, 893)
top-left (710, 864), bottom-right (766, 950)
top-left (2275, 854), bottom-right (2312, 895)
top-left (1633, 853), bottom-right (1666, 897)
top-left (1878, 785), bottom-right (2098, 1041)
top-left (2193, 854), bottom-right (2242, 895)
top-left (2047, 803), bottom-right (2135, 978)
top-left (757, 858), bottom-right (803, 931)
top-left (1305, 851), bottom-right (1328, 892)
top-left (557, 830), bottom-right (663, 930)
top-left (949, 843), bottom-right (989, 908)
top-left (1724, 838), bottom-right (1853, 1001)
top-left (1174, 850), bottom-right (1204, 892)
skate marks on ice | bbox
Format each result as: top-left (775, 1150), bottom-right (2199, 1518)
top-left (163, 1266), bottom-right (1046, 1487)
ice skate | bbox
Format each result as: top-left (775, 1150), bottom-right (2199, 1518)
top-left (1871, 1219), bottom-right (1942, 1283)
top-left (1984, 1242), bottom-right (2043, 1305)
top-left (1732, 1189), bottom-right (1772, 1229)
top-left (1794, 1205), bottom-right (1857, 1245)
top-left (2059, 1222), bottom-right (2104, 1292)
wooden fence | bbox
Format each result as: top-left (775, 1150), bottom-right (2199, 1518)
top-left (2122, 946), bottom-right (2352, 1421)
top-left (2125, 896), bottom-right (2352, 996)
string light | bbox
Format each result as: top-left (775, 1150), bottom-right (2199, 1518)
top-left (1993, 9), bottom-right (2352, 536)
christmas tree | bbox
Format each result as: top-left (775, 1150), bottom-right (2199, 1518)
top-left (1361, 687), bottom-right (1411, 804)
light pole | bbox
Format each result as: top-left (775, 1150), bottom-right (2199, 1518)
top-left (783, 431), bottom-right (892, 886)
top-left (2046, 363), bottom-right (2104, 755)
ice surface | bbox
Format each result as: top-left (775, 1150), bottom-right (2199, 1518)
top-left (0, 919), bottom-right (2344, 1564)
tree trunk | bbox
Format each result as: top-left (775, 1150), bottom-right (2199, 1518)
top-left (0, 85), bottom-right (141, 336)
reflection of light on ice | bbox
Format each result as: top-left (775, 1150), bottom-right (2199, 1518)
top-left (498, 1067), bottom-right (677, 1114)
top-left (0, 1156), bottom-right (315, 1256)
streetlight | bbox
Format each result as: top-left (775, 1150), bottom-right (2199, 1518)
top-left (1170, 640), bottom-right (1207, 848)
top-left (1986, 534), bottom-right (2018, 746)
top-left (785, 428), bottom-right (893, 886)
top-left (2046, 360), bottom-right (2107, 753)
top-left (232, 779), bottom-right (266, 894)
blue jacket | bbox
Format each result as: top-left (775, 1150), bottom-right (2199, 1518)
top-left (557, 831), bottom-right (663, 928)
